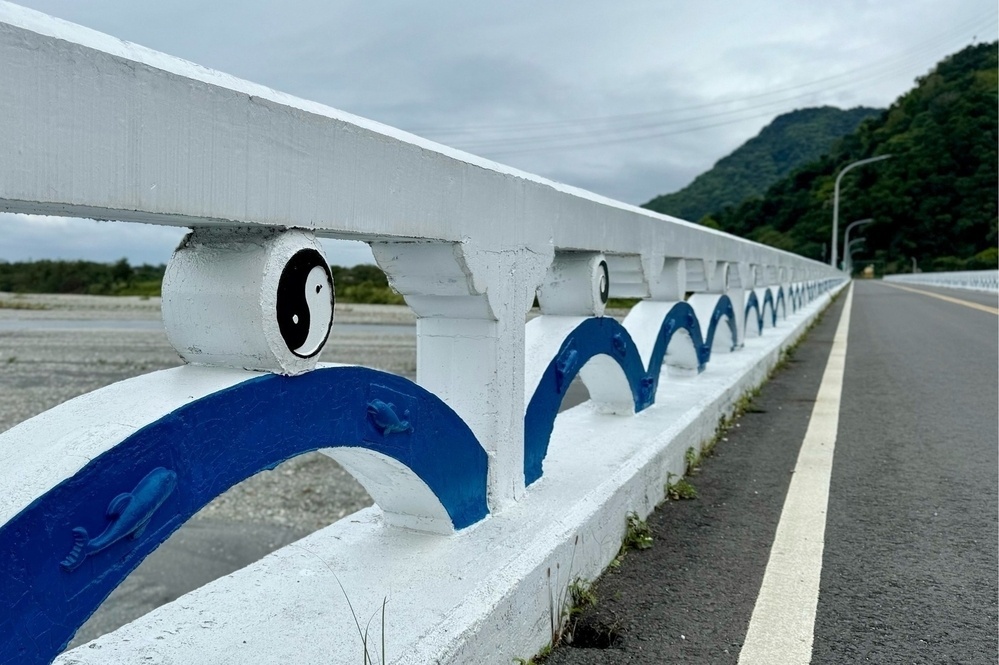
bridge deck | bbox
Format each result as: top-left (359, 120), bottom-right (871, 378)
top-left (548, 279), bottom-right (998, 664)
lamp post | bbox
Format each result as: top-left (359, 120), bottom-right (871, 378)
top-left (845, 238), bottom-right (866, 274)
top-left (843, 218), bottom-right (873, 271)
top-left (831, 155), bottom-right (891, 269)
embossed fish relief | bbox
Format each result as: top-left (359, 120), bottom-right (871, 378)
top-left (366, 398), bottom-right (413, 435)
top-left (60, 467), bottom-right (178, 572)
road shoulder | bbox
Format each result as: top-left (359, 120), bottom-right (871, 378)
top-left (546, 292), bottom-right (849, 664)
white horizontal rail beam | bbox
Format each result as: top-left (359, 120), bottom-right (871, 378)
top-left (884, 270), bottom-right (999, 293)
top-left (1, 2), bottom-right (829, 277)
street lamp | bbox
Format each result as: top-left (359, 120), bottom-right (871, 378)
top-left (842, 218), bottom-right (873, 271)
top-left (845, 238), bottom-right (866, 274)
top-left (831, 155), bottom-right (891, 269)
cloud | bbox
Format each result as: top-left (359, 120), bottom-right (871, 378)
top-left (0, 215), bottom-right (187, 265)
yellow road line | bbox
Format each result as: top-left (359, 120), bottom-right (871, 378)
top-left (880, 281), bottom-right (999, 315)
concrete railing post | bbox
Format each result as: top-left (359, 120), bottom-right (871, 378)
top-left (372, 241), bottom-right (553, 508)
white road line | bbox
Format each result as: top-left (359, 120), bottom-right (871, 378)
top-left (738, 282), bottom-right (854, 665)
top-left (879, 281), bottom-right (999, 315)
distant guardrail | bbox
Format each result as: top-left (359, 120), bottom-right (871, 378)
top-left (0, 3), bottom-right (845, 663)
top-left (884, 270), bottom-right (999, 293)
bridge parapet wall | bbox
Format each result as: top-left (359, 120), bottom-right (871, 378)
top-left (0, 4), bottom-right (845, 663)
top-left (884, 270), bottom-right (999, 293)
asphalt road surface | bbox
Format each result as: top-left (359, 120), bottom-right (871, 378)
top-left (814, 280), bottom-right (997, 663)
top-left (550, 280), bottom-right (997, 664)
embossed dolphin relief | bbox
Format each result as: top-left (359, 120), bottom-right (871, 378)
top-left (60, 467), bottom-right (178, 572)
top-left (366, 399), bottom-right (413, 435)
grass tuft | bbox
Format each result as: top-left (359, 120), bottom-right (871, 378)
top-left (0, 299), bottom-right (49, 310)
top-left (665, 473), bottom-right (698, 501)
top-left (622, 512), bottom-right (653, 551)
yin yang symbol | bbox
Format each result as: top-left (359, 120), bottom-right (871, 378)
top-left (276, 249), bottom-right (334, 358)
top-left (597, 260), bottom-right (609, 304)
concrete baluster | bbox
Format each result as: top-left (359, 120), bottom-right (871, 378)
top-left (625, 257), bottom-right (698, 376)
top-left (372, 241), bottom-right (553, 509)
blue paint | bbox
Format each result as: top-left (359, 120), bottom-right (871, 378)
top-left (524, 297), bottom-right (737, 486)
top-left (703, 295), bottom-right (738, 353)
top-left (554, 345), bottom-right (580, 394)
top-left (524, 317), bottom-right (650, 485)
top-left (639, 302), bottom-right (707, 403)
top-left (0, 366), bottom-right (487, 665)
top-left (611, 332), bottom-right (629, 357)
top-left (367, 398), bottom-right (413, 435)
top-left (645, 302), bottom-right (707, 393)
top-left (60, 467), bottom-right (177, 572)
top-left (744, 291), bottom-right (763, 336)
top-left (762, 289), bottom-right (776, 328)
top-left (775, 287), bottom-right (786, 319)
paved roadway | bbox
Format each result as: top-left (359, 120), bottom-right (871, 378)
top-left (550, 279), bottom-right (997, 664)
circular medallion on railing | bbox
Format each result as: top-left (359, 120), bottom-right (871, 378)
top-left (162, 229), bottom-right (335, 375)
top-left (537, 253), bottom-right (609, 316)
top-left (598, 259), bottom-right (609, 305)
top-left (277, 249), bottom-right (334, 358)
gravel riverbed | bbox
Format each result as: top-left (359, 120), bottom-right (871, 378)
top-left (0, 293), bottom-right (423, 530)
top-left (1, 292), bottom-right (615, 647)
top-left (1, 293), bottom-right (422, 645)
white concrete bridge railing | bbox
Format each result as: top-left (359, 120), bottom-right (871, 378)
top-left (0, 4), bottom-right (845, 664)
top-left (884, 270), bottom-right (999, 293)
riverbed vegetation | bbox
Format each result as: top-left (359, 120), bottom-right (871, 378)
top-left (0, 259), bottom-right (405, 304)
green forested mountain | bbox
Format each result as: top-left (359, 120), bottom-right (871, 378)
top-left (707, 42), bottom-right (998, 273)
top-left (642, 106), bottom-right (881, 222)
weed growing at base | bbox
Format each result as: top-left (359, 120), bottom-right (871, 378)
top-left (515, 536), bottom-right (597, 664)
top-left (666, 472), bottom-right (698, 501)
top-left (608, 512), bottom-right (654, 569)
top-left (296, 545), bottom-right (387, 665)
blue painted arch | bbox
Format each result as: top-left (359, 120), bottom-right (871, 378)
top-left (524, 317), bottom-right (651, 486)
top-left (524, 296), bottom-right (737, 486)
top-left (744, 291), bottom-right (763, 336)
top-left (645, 301), bottom-right (707, 386)
top-left (0, 366), bottom-right (488, 665)
top-left (702, 295), bottom-right (739, 355)
top-left (796, 284), bottom-right (806, 309)
top-left (762, 289), bottom-right (777, 328)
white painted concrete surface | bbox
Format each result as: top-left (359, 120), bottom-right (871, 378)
top-left (0, 365), bottom-right (261, 527)
top-left (1, 2), bottom-right (834, 279)
top-left (162, 229), bottom-right (332, 375)
top-left (0, 6), bottom-right (850, 662)
top-left (56, 286), bottom-right (847, 665)
top-left (884, 270), bottom-right (999, 293)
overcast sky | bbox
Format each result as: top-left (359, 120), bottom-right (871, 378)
top-left (2, 0), bottom-right (996, 266)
